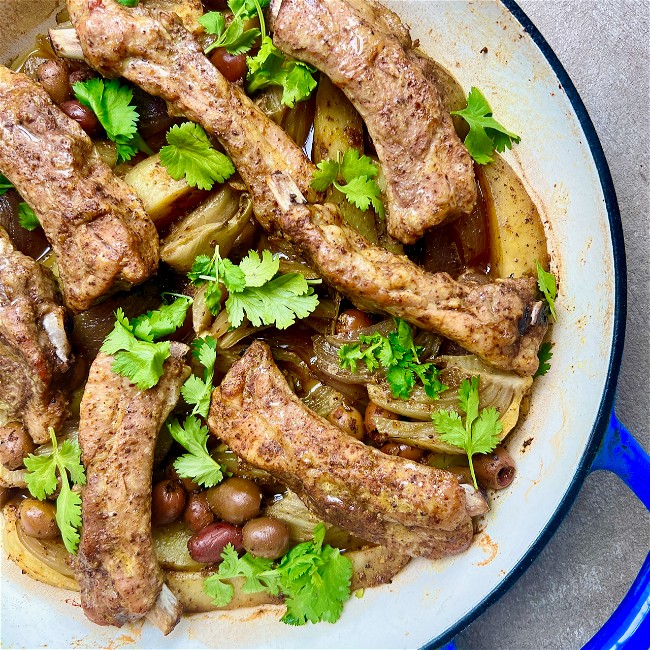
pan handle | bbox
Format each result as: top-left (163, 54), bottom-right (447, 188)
top-left (581, 409), bottom-right (650, 649)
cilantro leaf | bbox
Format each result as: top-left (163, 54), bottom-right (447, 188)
top-left (238, 249), bottom-right (279, 287)
top-left (203, 523), bottom-right (352, 625)
top-left (201, 0), bottom-right (269, 56)
top-left (73, 78), bottom-right (144, 163)
top-left (247, 37), bottom-right (317, 107)
top-left (0, 174), bottom-right (13, 196)
top-left (536, 260), bottom-right (557, 320)
top-left (338, 319), bottom-right (447, 400)
top-left (432, 376), bottom-right (502, 488)
top-left (451, 87), bottom-right (521, 165)
top-left (18, 203), bottom-right (40, 231)
top-left (311, 149), bottom-right (385, 218)
top-left (181, 336), bottom-right (217, 418)
top-left (117, 0), bottom-right (139, 6)
top-left (23, 428), bottom-right (86, 553)
top-left (160, 122), bottom-right (235, 191)
top-left (100, 299), bottom-right (191, 390)
top-left (168, 416), bottom-right (225, 488)
top-left (535, 341), bottom-right (553, 378)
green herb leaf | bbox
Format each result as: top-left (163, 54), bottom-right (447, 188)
top-left (0, 174), bottom-right (13, 196)
top-left (535, 260), bottom-right (557, 320)
top-left (203, 523), bottom-right (352, 625)
top-left (535, 341), bottom-right (553, 378)
top-left (160, 122), bottom-right (235, 191)
top-left (131, 296), bottom-right (192, 342)
top-left (73, 78), bottom-right (144, 163)
top-left (18, 203), bottom-right (40, 231)
top-left (246, 37), bottom-right (317, 107)
top-left (431, 376), bottom-right (502, 488)
top-left (117, 0), bottom-right (139, 6)
top-left (451, 87), bottom-right (521, 165)
top-left (339, 319), bottom-right (447, 400)
top-left (23, 428), bottom-right (86, 553)
top-left (311, 149), bottom-right (385, 218)
top-left (168, 416), bottom-right (225, 488)
top-left (181, 336), bottom-right (218, 418)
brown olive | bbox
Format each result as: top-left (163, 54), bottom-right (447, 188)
top-left (187, 521), bottom-right (243, 563)
top-left (474, 446), bottom-right (516, 490)
top-left (327, 404), bottom-right (365, 440)
top-left (209, 48), bottom-right (248, 82)
top-left (380, 442), bottom-right (424, 462)
top-left (364, 402), bottom-right (399, 445)
top-left (202, 0), bottom-right (229, 11)
top-left (59, 100), bottom-right (101, 137)
top-left (19, 499), bottom-right (59, 540)
top-left (0, 422), bottom-right (34, 470)
top-left (151, 479), bottom-right (186, 526)
top-left (335, 309), bottom-right (375, 334)
top-left (183, 492), bottom-right (214, 532)
top-left (68, 67), bottom-right (96, 87)
top-left (166, 463), bottom-right (201, 494)
top-left (242, 517), bottom-right (291, 559)
top-left (36, 59), bottom-right (71, 104)
top-left (205, 477), bottom-right (262, 525)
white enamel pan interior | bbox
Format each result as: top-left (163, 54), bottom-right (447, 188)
top-left (0, 1), bottom-right (625, 648)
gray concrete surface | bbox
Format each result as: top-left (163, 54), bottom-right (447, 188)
top-left (457, 2), bottom-right (650, 649)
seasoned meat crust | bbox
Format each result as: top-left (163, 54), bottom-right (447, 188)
top-left (0, 227), bottom-right (73, 444)
top-left (271, 0), bottom-right (477, 244)
top-left (74, 344), bottom-right (189, 628)
top-left (68, 0), bottom-right (546, 375)
top-left (209, 341), bottom-right (474, 560)
top-left (0, 66), bottom-right (159, 313)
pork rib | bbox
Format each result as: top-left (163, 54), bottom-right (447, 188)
top-left (271, 0), bottom-right (477, 244)
top-left (75, 343), bottom-right (189, 630)
top-left (0, 66), bottom-right (159, 313)
top-left (67, 0), bottom-right (546, 375)
top-left (0, 227), bottom-right (73, 445)
top-left (209, 341), bottom-right (475, 559)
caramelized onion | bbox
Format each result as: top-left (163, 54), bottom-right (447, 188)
top-left (0, 191), bottom-right (50, 260)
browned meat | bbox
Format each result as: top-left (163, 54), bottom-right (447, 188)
top-left (268, 173), bottom-right (546, 376)
top-left (0, 66), bottom-right (159, 313)
top-left (67, 0), bottom-right (320, 232)
top-left (74, 343), bottom-right (189, 631)
top-left (0, 227), bottom-right (73, 446)
top-left (68, 0), bottom-right (546, 376)
top-left (209, 341), bottom-right (474, 559)
top-left (271, 0), bottom-right (477, 244)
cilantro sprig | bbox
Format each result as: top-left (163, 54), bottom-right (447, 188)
top-left (339, 318), bottom-right (447, 400)
top-left (247, 36), bottom-right (318, 108)
top-left (0, 174), bottom-right (13, 195)
top-left (17, 202), bottom-right (40, 231)
top-left (311, 149), bottom-right (385, 218)
top-left (159, 122), bottom-right (235, 191)
top-left (204, 523), bottom-right (353, 625)
top-left (200, 0), bottom-right (269, 56)
top-left (23, 428), bottom-right (86, 554)
top-left (535, 341), bottom-right (553, 378)
top-left (535, 260), bottom-right (557, 320)
top-left (181, 336), bottom-right (218, 418)
top-left (431, 376), bottom-right (502, 489)
top-left (451, 87), bottom-right (521, 165)
top-left (100, 297), bottom-right (192, 390)
top-left (189, 247), bottom-right (320, 329)
top-left (167, 415), bottom-right (225, 488)
top-left (116, 0), bottom-right (139, 6)
top-left (73, 78), bottom-right (151, 163)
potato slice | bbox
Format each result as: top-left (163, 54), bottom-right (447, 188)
top-left (477, 154), bottom-right (549, 278)
top-left (152, 520), bottom-right (204, 572)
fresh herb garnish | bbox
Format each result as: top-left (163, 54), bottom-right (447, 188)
top-left (535, 260), bottom-right (557, 320)
top-left (200, 0), bottom-right (269, 56)
top-left (339, 318), bottom-right (447, 400)
top-left (116, 0), bottom-right (139, 6)
top-left (451, 87), bottom-right (521, 165)
top-left (204, 523), bottom-right (353, 625)
top-left (535, 341), bottom-right (553, 378)
top-left (181, 336), bottom-right (218, 418)
top-left (17, 203), bottom-right (40, 231)
top-left (167, 415), bottom-right (225, 488)
top-left (100, 297), bottom-right (192, 390)
top-left (431, 376), bottom-right (502, 488)
top-left (311, 149), bottom-right (385, 218)
top-left (73, 77), bottom-right (150, 163)
top-left (159, 122), bottom-right (235, 191)
top-left (246, 36), bottom-right (317, 108)
top-left (189, 247), bottom-right (320, 329)
top-left (23, 428), bottom-right (86, 554)
top-left (0, 174), bottom-right (13, 196)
